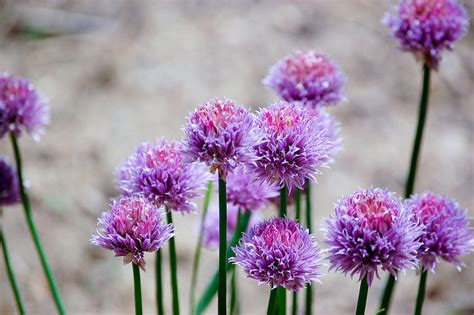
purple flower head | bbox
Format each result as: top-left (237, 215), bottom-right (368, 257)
top-left (90, 196), bottom-right (174, 270)
top-left (0, 73), bottom-right (50, 140)
top-left (182, 98), bottom-right (259, 179)
top-left (118, 138), bottom-right (211, 214)
top-left (226, 165), bottom-right (279, 212)
top-left (0, 157), bottom-right (20, 206)
top-left (308, 106), bottom-right (342, 163)
top-left (200, 202), bottom-right (261, 250)
top-left (231, 217), bottom-right (323, 292)
top-left (405, 192), bottom-right (474, 272)
top-left (263, 51), bottom-right (346, 108)
top-left (324, 187), bottom-right (422, 285)
top-left (384, 0), bottom-right (469, 69)
top-left (252, 102), bottom-right (334, 192)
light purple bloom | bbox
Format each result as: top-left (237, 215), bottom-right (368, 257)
top-left (324, 187), bottom-right (422, 285)
top-left (0, 157), bottom-right (20, 206)
top-left (200, 202), bottom-right (261, 250)
top-left (90, 196), bottom-right (174, 270)
top-left (118, 138), bottom-right (211, 214)
top-left (405, 192), bottom-right (474, 272)
top-left (263, 51), bottom-right (346, 108)
top-left (226, 165), bottom-right (279, 212)
top-left (384, 0), bottom-right (469, 69)
top-left (0, 73), bottom-right (50, 140)
top-left (231, 217), bottom-right (323, 292)
top-left (252, 102), bottom-right (335, 192)
top-left (182, 98), bottom-right (259, 179)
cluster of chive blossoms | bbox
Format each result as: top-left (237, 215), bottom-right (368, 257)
top-left (384, 0), bottom-right (469, 69)
top-left (231, 217), bottom-right (323, 291)
top-left (264, 50), bottom-right (345, 108)
top-left (325, 187), bottom-right (422, 285)
top-left (405, 192), bottom-right (474, 272)
top-left (118, 138), bottom-right (211, 213)
top-left (91, 196), bottom-right (174, 269)
top-left (0, 157), bottom-right (20, 206)
top-left (182, 98), bottom-right (259, 179)
top-left (0, 73), bottom-right (50, 140)
top-left (252, 101), bottom-right (335, 192)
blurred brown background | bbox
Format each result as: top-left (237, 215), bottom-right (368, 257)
top-left (0, 1), bottom-right (473, 314)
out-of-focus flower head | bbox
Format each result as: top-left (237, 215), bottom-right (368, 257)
top-left (263, 51), bottom-right (346, 108)
top-left (0, 157), bottom-right (20, 206)
top-left (200, 202), bottom-right (261, 250)
top-left (252, 102), bottom-right (335, 192)
top-left (231, 217), bottom-right (323, 292)
top-left (118, 138), bottom-right (211, 214)
top-left (324, 187), bottom-right (422, 285)
top-left (0, 73), bottom-right (50, 140)
top-left (384, 0), bottom-right (469, 69)
top-left (90, 196), bottom-right (174, 270)
top-left (405, 192), bottom-right (473, 272)
top-left (182, 98), bottom-right (259, 179)
top-left (225, 165), bottom-right (279, 212)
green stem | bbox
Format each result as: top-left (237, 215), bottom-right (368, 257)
top-left (379, 64), bottom-right (431, 315)
top-left (229, 266), bottom-right (239, 315)
top-left (291, 190), bottom-right (301, 315)
top-left (195, 211), bottom-right (251, 315)
top-left (10, 132), bottom-right (65, 314)
top-left (190, 181), bottom-right (213, 315)
top-left (414, 271), bottom-right (428, 315)
top-left (355, 277), bottom-right (369, 315)
top-left (166, 210), bottom-right (180, 315)
top-left (133, 263), bottom-right (143, 315)
top-left (277, 286), bottom-right (286, 315)
top-left (156, 250), bottom-right (164, 315)
top-left (305, 180), bottom-right (313, 315)
top-left (218, 174), bottom-right (227, 315)
top-left (1, 224), bottom-right (26, 315)
top-left (267, 289), bottom-right (278, 315)
top-left (279, 186), bottom-right (287, 217)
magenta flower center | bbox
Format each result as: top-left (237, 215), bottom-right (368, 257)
top-left (346, 195), bottom-right (396, 233)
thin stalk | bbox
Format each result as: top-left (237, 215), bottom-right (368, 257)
top-left (291, 189), bottom-right (302, 315)
top-left (279, 186), bottom-right (287, 217)
top-left (10, 132), bottom-right (65, 314)
top-left (189, 180), bottom-right (213, 315)
top-left (133, 263), bottom-right (143, 315)
top-left (277, 286), bottom-right (286, 315)
top-left (229, 266), bottom-right (238, 315)
top-left (1, 223), bottom-right (26, 315)
top-left (305, 180), bottom-right (313, 315)
top-left (355, 277), bottom-right (369, 315)
top-left (156, 250), bottom-right (164, 315)
top-left (414, 270), bottom-right (428, 315)
top-left (218, 174), bottom-right (227, 315)
top-left (267, 289), bottom-right (278, 315)
top-left (166, 210), bottom-right (180, 315)
top-left (195, 211), bottom-right (252, 315)
top-left (379, 64), bottom-right (431, 315)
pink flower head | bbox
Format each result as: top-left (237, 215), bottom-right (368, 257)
top-left (182, 98), bottom-right (259, 179)
top-left (252, 102), bottom-right (335, 192)
top-left (231, 217), bottom-right (323, 292)
top-left (119, 138), bottom-right (211, 214)
top-left (226, 165), bottom-right (279, 212)
top-left (405, 192), bottom-right (473, 272)
top-left (264, 51), bottom-right (346, 108)
top-left (0, 73), bottom-right (50, 140)
top-left (90, 196), bottom-right (174, 270)
top-left (384, 0), bottom-right (469, 69)
top-left (0, 156), bottom-right (20, 206)
top-left (325, 187), bottom-right (422, 285)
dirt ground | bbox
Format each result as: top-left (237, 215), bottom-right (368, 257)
top-left (0, 1), bottom-right (473, 314)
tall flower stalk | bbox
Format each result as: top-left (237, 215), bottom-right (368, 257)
top-left (291, 189), bottom-right (302, 315)
top-left (218, 175), bottom-right (227, 315)
top-left (355, 277), bottom-right (369, 315)
top-left (413, 270), bottom-right (427, 315)
top-left (133, 263), bottom-right (143, 315)
top-left (166, 209), bottom-right (180, 315)
top-left (379, 64), bottom-right (430, 314)
top-left (1, 220), bottom-right (26, 315)
top-left (189, 180), bottom-right (213, 314)
top-left (156, 251), bottom-right (164, 315)
top-left (10, 133), bottom-right (65, 314)
top-left (305, 181), bottom-right (313, 315)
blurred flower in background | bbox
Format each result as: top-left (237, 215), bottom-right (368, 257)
top-left (0, 157), bottom-right (20, 206)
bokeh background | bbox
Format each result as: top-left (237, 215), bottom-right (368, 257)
top-left (0, 1), bottom-right (473, 314)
